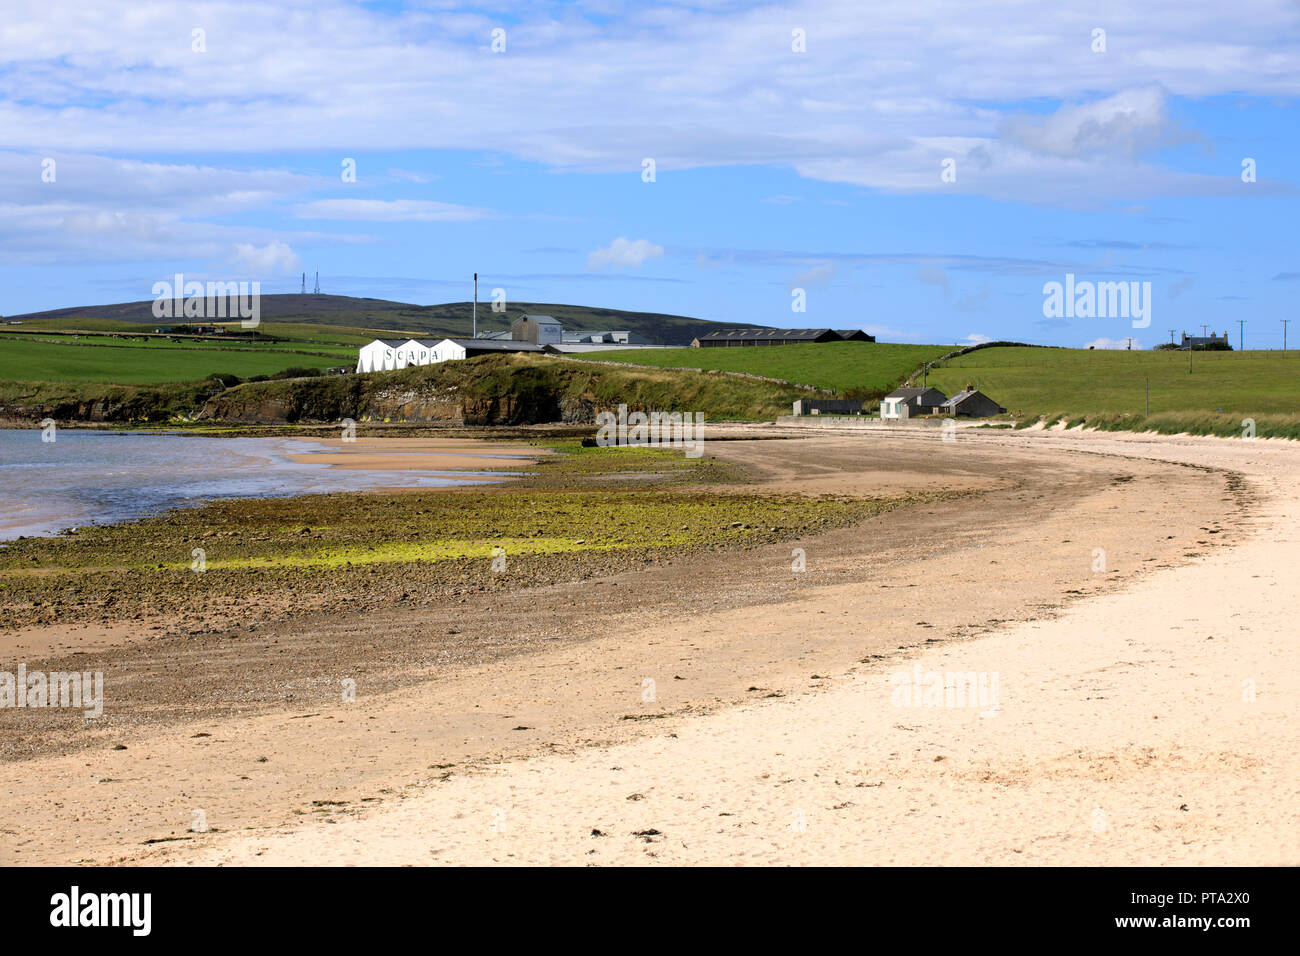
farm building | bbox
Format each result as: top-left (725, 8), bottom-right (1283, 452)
top-left (940, 389), bottom-right (1006, 417)
top-left (792, 399), bottom-right (865, 415)
top-left (834, 330), bottom-right (876, 342)
top-left (692, 328), bottom-right (841, 347)
top-left (880, 387), bottom-right (948, 419)
top-left (356, 337), bottom-right (542, 372)
top-left (511, 314), bottom-right (564, 346)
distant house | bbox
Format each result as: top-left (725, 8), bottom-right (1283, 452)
top-left (1179, 331), bottom-right (1231, 349)
top-left (833, 329), bottom-right (876, 342)
top-left (512, 314), bottom-right (564, 346)
top-left (692, 328), bottom-right (840, 347)
top-left (881, 387), bottom-right (948, 419)
top-left (940, 389), bottom-right (1006, 418)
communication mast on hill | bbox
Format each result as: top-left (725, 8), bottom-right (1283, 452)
top-left (313, 271), bottom-right (320, 295)
top-left (301, 273), bottom-right (306, 295)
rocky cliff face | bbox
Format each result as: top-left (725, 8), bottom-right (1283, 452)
top-left (198, 373), bottom-right (580, 426)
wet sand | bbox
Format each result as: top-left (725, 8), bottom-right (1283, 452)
top-left (284, 436), bottom-right (552, 473)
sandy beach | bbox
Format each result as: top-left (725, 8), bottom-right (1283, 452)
top-left (0, 426), bottom-right (1293, 866)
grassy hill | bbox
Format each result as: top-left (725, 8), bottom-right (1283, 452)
top-left (929, 346), bottom-right (1300, 438)
top-left (565, 342), bottom-right (953, 398)
top-left (8, 294), bottom-right (762, 346)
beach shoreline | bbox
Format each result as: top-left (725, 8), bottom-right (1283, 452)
top-left (1, 426), bottom-right (1286, 865)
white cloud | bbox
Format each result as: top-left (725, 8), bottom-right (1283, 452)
top-left (1, 1), bottom-right (1295, 206)
top-left (999, 87), bottom-right (1195, 159)
top-left (587, 237), bottom-right (664, 271)
top-left (1084, 337), bottom-right (1141, 349)
top-left (231, 240), bottom-right (300, 275)
top-left (294, 199), bottom-right (492, 222)
top-left (963, 333), bottom-right (994, 345)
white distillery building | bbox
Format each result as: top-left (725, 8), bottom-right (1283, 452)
top-left (356, 337), bottom-right (543, 372)
top-left (356, 339), bottom-right (437, 373)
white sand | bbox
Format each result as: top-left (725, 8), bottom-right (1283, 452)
top-left (174, 429), bottom-right (1300, 866)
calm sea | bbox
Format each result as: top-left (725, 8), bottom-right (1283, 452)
top-left (0, 429), bottom-right (505, 541)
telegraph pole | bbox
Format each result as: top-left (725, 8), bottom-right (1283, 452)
top-left (1238, 319), bottom-right (1245, 352)
top-left (472, 273), bottom-right (478, 339)
top-left (1283, 319), bottom-right (1290, 352)
top-left (1169, 329), bottom-right (1176, 347)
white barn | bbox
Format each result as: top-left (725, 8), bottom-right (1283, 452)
top-left (355, 338), bottom-right (438, 373)
top-left (357, 337), bottom-right (543, 372)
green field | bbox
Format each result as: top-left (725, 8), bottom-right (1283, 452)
top-left (565, 342), bottom-right (953, 397)
top-left (927, 346), bottom-right (1300, 437)
top-left (6, 316), bottom-right (391, 347)
top-left (0, 336), bottom-right (345, 384)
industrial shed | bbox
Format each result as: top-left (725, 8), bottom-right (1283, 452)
top-left (834, 329), bottom-right (876, 342)
top-left (429, 339), bottom-right (545, 362)
top-left (511, 314), bottom-right (564, 346)
top-left (692, 328), bottom-right (840, 347)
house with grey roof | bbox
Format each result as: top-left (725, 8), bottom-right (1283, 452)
top-left (940, 389), bottom-right (1006, 417)
top-left (880, 386), bottom-right (948, 419)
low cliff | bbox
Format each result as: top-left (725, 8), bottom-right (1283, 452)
top-left (197, 354), bottom-right (799, 424)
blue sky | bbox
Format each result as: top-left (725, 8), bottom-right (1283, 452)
top-left (2, 0), bottom-right (1298, 348)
